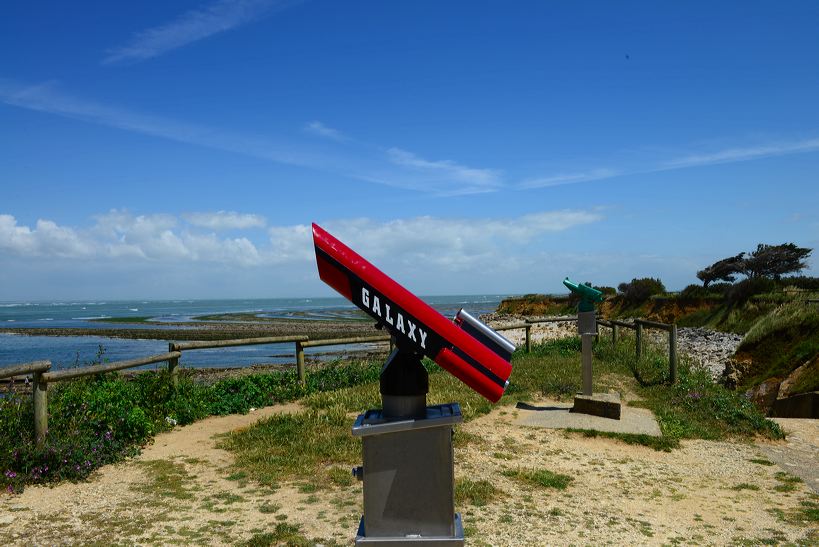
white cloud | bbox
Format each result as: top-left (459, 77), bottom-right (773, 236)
top-left (386, 148), bottom-right (501, 193)
top-left (303, 121), bottom-right (347, 142)
top-left (519, 168), bottom-right (619, 189)
top-left (269, 210), bottom-right (602, 272)
top-left (0, 215), bottom-right (94, 258)
top-left (0, 209), bottom-right (600, 274)
top-left (661, 138), bottom-right (819, 169)
top-left (0, 80), bottom-right (497, 196)
top-left (184, 211), bottom-right (267, 230)
top-left (521, 137), bottom-right (819, 190)
top-left (103, 0), bottom-right (296, 64)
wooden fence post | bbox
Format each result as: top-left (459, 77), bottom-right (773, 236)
top-left (525, 324), bottom-right (532, 353)
top-left (168, 343), bottom-right (179, 388)
top-left (612, 324), bottom-right (619, 344)
top-left (296, 341), bottom-right (305, 385)
top-left (635, 322), bottom-right (643, 360)
top-left (32, 372), bottom-right (48, 446)
top-left (669, 323), bottom-right (678, 383)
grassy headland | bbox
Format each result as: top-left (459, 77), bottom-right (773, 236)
top-left (498, 279), bottom-right (819, 398)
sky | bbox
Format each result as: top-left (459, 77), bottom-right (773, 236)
top-left (1, 1), bottom-right (818, 300)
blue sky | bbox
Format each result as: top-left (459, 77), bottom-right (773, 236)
top-left (1, 1), bottom-right (817, 300)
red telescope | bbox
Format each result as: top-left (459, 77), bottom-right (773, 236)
top-left (312, 223), bottom-right (513, 402)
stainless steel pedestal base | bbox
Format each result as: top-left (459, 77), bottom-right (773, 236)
top-left (352, 403), bottom-right (464, 546)
top-left (355, 514), bottom-right (464, 546)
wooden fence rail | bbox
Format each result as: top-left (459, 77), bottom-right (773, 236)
top-left (0, 360), bottom-right (51, 446)
top-left (595, 318), bottom-right (678, 383)
top-left (170, 336), bottom-right (309, 387)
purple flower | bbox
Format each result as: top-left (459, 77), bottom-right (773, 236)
top-left (4, 470), bottom-right (17, 479)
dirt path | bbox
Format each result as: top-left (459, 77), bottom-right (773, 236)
top-left (0, 401), bottom-right (816, 546)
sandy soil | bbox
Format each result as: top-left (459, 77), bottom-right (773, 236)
top-left (0, 398), bottom-right (816, 546)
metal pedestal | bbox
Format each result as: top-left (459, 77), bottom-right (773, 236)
top-left (352, 403), bottom-right (464, 546)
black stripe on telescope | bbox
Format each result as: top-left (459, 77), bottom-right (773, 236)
top-left (450, 346), bottom-right (507, 388)
top-left (316, 246), bottom-right (507, 389)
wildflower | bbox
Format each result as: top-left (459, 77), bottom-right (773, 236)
top-left (4, 470), bottom-right (17, 479)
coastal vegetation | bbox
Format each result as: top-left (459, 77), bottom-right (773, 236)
top-left (498, 242), bottom-right (818, 402)
top-left (1, 335), bottom-right (782, 493)
top-left (0, 359), bottom-right (382, 493)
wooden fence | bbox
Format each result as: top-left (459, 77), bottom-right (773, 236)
top-left (597, 318), bottom-right (678, 383)
top-left (0, 314), bottom-right (677, 446)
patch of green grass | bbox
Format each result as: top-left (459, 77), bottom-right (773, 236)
top-left (565, 428), bottom-right (679, 452)
top-left (772, 471), bottom-right (803, 492)
top-left (328, 466), bottom-right (354, 487)
top-left (210, 491), bottom-right (245, 504)
top-left (732, 483), bottom-right (760, 491)
top-left (748, 458), bottom-right (774, 466)
top-left (455, 478), bottom-right (502, 507)
top-left (238, 523), bottom-right (310, 547)
top-left (132, 460), bottom-right (195, 501)
top-left (258, 501), bottom-right (280, 514)
top-left (501, 468), bottom-right (573, 490)
top-left (796, 500), bottom-right (819, 523)
top-left (219, 406), bottom-right (360, 486)
top-left (226, 471), bottom-right (248, 481)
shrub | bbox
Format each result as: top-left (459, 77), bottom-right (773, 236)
top-left (617, 277), bottom-right (666, 305)
top-left (779, 276), bottom-right (819, 291)
top-left (726, 277), bottom-right (776, 304)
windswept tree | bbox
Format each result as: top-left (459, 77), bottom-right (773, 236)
top-left (743, 243), bottom-right (812, 280)
top-left (696, 253), bottom-right (746, 287)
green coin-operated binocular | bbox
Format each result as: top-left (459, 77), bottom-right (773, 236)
top-left (562, 277), bottom-right (603, 313)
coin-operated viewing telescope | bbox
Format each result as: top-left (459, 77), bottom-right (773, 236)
top-left (313, 223), bottom-right (513, 544)
top-left (563, 277), bottom-right (621, 419)
top-left (562, 277), bottom-right (603, 313)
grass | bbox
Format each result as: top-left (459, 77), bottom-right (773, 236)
top-left (731, 483), bottom-right (760, 491)
top-left (239, 523), bottom-right (310, 547)
top-left (455, 478), bottom-right (502, 506)
top-left (132, 460), bottom-right (196, 501)
top-left (219, 336), bottom-right (783, 487)
top-left (501, 468), bottom-right (573, 490)
top-left (736, 300), bottom-right (819, 392)
top-left (749, 458), bottom-right (774, 466)
top-left (773, 471), bottom-right (803, 492)
top-left (564, 428), bottom-right (679, 452)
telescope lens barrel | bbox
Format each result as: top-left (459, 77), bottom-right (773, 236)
top-left (454, 309), bottom-right (515, 362)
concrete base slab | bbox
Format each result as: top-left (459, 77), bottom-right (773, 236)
top-left (572, 392), bottom-right (621, 420)
top-left (514, 399), bottom-right (662, 436)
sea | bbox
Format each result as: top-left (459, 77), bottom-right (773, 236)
top-left (0, 296), bottom-right (507, 371)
